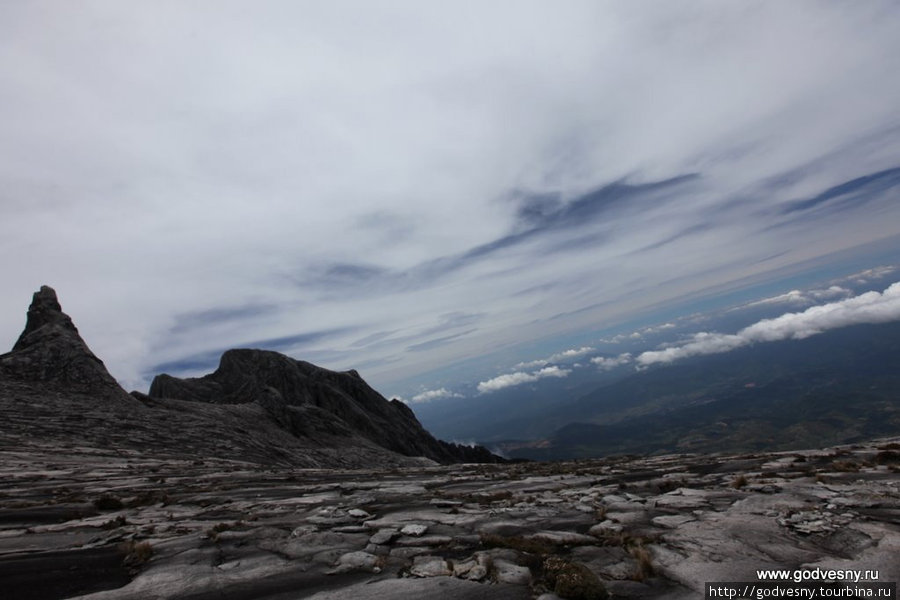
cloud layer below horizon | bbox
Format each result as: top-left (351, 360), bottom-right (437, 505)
top-left (1, 3), bottom-right (899, 393)
top-left (444, 277), bottom-right (898, 400)
top-left (636, 281), bottom-right (900, 366)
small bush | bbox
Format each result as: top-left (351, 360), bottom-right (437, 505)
top-left (628, 544), bottom-right (654, 581)
top-left (101, 515), bottom-right (128, 530)
top-left (94, 494), bottom-right (124, 510)
top-left (831, 460), bottom-right (860, 472)
top-left (120, 540), bottom-right (153, 567)
top-left (480, 533), bottom-right (553, 555)
top-left (207, 521), bottom-right (240, 540)
top-left (543, 556), bottom-right (608, 600)
top-left (731, 474), bottom-right (748, 489)
top-left (874, 450), bottom-right (900, 465)
top-left (126, 489), bottom-right (169, 507)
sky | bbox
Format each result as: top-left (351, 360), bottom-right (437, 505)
top-left (1, 2), bottom-right (899, 399)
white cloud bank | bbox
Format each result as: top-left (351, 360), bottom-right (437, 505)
top-left (514, 346), bottom-right (594, 369)
top-left (591, 353), bottom-right (633, 370)
top-left (410, 387), bottom-right (463, 403)
top-left (477, 365), bottom-right (571, 394)
top-left (637, 281), bottom-right (900, 366)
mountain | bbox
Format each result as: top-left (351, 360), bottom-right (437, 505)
top-left (0, 286), bottom-right (500, 467)
top-left (0, 285), bottom-right (137, 404)
top-left (147, 349), bottom-right (499, 464)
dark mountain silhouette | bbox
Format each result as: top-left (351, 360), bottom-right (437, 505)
top-left (147, 349), bottom-right (500, 464)
top-left (0, 285), bottom-right (137, 404)
top-left (0, 286), bottom-right (500, 466)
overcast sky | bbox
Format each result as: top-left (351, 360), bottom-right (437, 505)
top-left (1, 2), bottom-right (899, 395)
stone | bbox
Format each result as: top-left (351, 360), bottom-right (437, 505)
top-left (369, 528), bottom-right (399, 545)
top-left (395, 534), bottom-right (452, 547)
top-left (410, 555), bottom-right (451, 577)
top-left (651, 514), bottom-right (696, 528)
top-left (328, 551), bottom-right (380, 574)
top-left (589, 521), bottom-right (623, 536)
top-left (492, 559), bottom-right (532, 585)
top-left (401, 523), bottom-right (429, 537)
top-left (527, 530), bottom-right (597, 546)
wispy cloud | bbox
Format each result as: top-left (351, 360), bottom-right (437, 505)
top-left (836, 265), bottom-right (898, 286)
top-left (0, 3), bottom-right (899, 393)
top-left (735, 286), bottom-right (851, 310)
top-left (637, 281), bottom-right (900, 366)
top-left (477, 366), bottom-right (571, 394)
top-left (514, 346), bottom-right (594, 369)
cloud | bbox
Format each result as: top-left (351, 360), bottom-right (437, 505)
top-left (410, 388), bottom-right (463, 404)
top-left (737, 286), bottom-right (851, 309)
top-left (836, 265), bottom-right (898, 285)
top-left (637, 281), bottom-right (900, 366)
top-left (514, 346), bottom-right (594, 369)
top-left (591, 353), bottom-right (633, 370)
top-left (780, 167), bottom-right (900, 216)
top-left (405, 329), bottom-right (477, 352)
top-left (477, 365), bottom-right (571, 394)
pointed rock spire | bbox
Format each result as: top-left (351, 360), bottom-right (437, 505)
top-left (13, 286), bottom-right (79, 351)
top-left (1, 286), bottom-right (134, 402)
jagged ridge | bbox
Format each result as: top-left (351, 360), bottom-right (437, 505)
top-left (149, 348), bottom-right (501, 464)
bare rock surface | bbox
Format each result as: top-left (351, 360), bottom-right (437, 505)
top-left (1, 438), bottom-right (898, 599)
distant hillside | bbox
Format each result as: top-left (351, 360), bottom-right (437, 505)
top-left (503, 321), bottom-right (900, 459)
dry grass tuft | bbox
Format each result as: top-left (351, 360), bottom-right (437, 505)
top-left (120, 540), bottom-right (153, 567)
top-left (628, 544), bottom-right (654, 581)
top-left (731, 474), bottom-right (748, 489)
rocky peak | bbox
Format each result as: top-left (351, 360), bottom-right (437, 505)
top-left (13, 286), bottom-right (78, 350)
top-left (1, 286), bottom-right (134, 403)
top-left (150, 348), bottom-right (503, 464)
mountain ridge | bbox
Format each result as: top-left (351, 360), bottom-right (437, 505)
top-left (0, 285), bottom-right (500, 466)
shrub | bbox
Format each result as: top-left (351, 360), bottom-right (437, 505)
top-left (831, 460), bottom-right (860, 472)
top-left (543, 556), bottom-right (608, 600)
top-left (120, 540), bottom-right (153, 567)
top-left (628, 544), bottom-right (654, 581)
top-left (480, 533), bottom-right (553, 555)
top-left (874, 450), bottom-right (900, 465)
top-left (94, 494), bottom-right (124, 510)
top-left (731, 474), bottom-right (748, 489)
